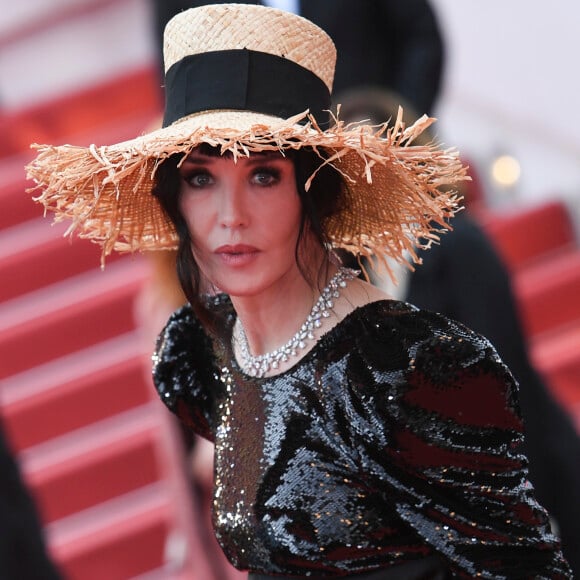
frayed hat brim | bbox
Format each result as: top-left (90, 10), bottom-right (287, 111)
top-left (26, 108), bottom-right (467, 272)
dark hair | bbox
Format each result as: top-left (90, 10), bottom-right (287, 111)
top-left (152, 144), bottom-right (344, 337)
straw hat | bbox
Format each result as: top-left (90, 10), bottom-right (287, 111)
top-left (26, 3), bottom-right (467, 272)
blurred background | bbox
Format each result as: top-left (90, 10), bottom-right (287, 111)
top-left (0, 1), bottom-right (578, 579)
top-left (2, 0), bottom-right (580, 211)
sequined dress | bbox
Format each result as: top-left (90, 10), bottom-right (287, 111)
top-left (153, 297), bottom-right (572, 579)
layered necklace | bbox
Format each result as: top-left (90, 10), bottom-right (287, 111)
top-left (233, 267), bottom-right (358, 378)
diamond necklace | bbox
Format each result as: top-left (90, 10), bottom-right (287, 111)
top-left (233, 267), bottom-right (358, 378)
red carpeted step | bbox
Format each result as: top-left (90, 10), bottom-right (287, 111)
top-left (515, 248), bottom-right (580, 336)
top-left (1, 66), bottom-right (161, 158)
top-left (0, 60), bottom-right (205, 580)
top-left (47, 482), bottom-right (177, 580)
top-left (1, 107), bottom-right (161, 231)
top-left (39, 423), bottom-right (208, 580)
top-left (19, 405), bottom-right (165, 523)
top-left (0, 218), bottom-right (127, 302)
top-left (479, 200), bottom-right (576, 271)
top-left (0, 257), bottom-right (150, 379)
top-left (1, 332), bottom-right (152, 451)
top-left (1, 68), bottom-right (161, 231)
top-left (532, 323), bottom-right (580, 411)
top-left (2, 123), bottom-right (162, 235)
top-left (0, 155), bottom-right (45, 229)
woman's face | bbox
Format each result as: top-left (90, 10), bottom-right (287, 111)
top-left (178, 150), bottom-right (307, 298)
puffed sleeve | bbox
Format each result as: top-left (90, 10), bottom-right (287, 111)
top-left (152, 302), bottom-right (224, 441)
top-left (355, 308), bottom-right (572, 578)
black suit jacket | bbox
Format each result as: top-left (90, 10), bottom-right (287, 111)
top-left (300, 0), bottom-right (444, 114)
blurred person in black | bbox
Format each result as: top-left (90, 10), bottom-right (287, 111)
top-left (0, 421), bottom-right (62, 579)
top-left (150, 0), bottom-right (444, 115)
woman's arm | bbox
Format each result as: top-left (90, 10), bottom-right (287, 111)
top-left (355, 309), bottom-right (572, 578)
top-left (153, 303), bottom-right (224, 442)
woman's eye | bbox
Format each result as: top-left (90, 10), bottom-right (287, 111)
top-left (184, 171), bottom-right (213, 188)
top-left (251, 167), bottom-right (281, 187)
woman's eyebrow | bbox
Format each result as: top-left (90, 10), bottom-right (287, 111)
top-left (181, 153), bottom-right (216, 165)
top-left (244, 151), bottom-right (287, 165)
top-left (181, 150), bottom-right (286, 166)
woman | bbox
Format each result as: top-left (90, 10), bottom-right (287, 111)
top-left (27, 4), bottom-right (571, 578)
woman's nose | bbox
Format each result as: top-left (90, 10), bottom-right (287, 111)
top-left (218, 186), bottom-right (248, 229)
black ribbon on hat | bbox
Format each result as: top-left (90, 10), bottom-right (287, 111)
top-left (162, 49), bottom-right (331, 128)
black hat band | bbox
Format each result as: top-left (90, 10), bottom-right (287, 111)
top-left (162, 49), bottom-right (332, 128)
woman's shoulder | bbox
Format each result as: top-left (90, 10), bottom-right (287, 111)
top-left (153, 298), bottom-right (229, 440)
top-left (346, 299), bottom-right (520, 422)
top-left (348, 297), bottom-right (490, 348)
top-left (155, 293), bottom-right (233, 370)
top-left (339, 278), bottom-right (488, 348)
top-left (346, 299), bottom-right (514, 392)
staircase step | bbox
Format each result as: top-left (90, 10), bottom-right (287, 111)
top-left (0, 65), bottom-right (205, 580)
top-left (0, 257), bottom-right (150, 379)
top-left (532, 323), bottom-right (580, 410)
top-left (2, 65), bottom-right (161, 158)
top-left (480, 200), bottom-right (576, 271)
top-left (515, 248), bottom-right (580, 336)
top-left (1, 109), bottom-right (160, 232)
top-left (0, 154), bottom-right (46, 229)
top-left (18, 404), bottom-right (167, 524)
top-left (37, 409), bottom-right (205, 580)
top-left (1, 332), bottom-right (153, 451)
top-left (47, 482), bottom-right (178, 580)
top-left (0, 218), bottom-right (127, 302)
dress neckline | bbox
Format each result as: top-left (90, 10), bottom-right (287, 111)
top-left (227, 298), bottom-right (410, 382)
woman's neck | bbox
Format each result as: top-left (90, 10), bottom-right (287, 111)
top-left (231, 260), bottom-right (335, 357)
top-left (228, 252), bottom-right (395, 377)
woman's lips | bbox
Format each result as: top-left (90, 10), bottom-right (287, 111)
top-left (215, 244), bottom-right (260, 266)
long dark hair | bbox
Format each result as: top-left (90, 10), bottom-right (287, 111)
top-left (152, 144), bottom-right (344, 337)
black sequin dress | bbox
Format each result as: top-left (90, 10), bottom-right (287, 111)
top-left (153, 297), bottom-right (572, 579)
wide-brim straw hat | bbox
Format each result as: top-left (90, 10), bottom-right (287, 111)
top-left (26, 3), bottom-right (467, 273)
